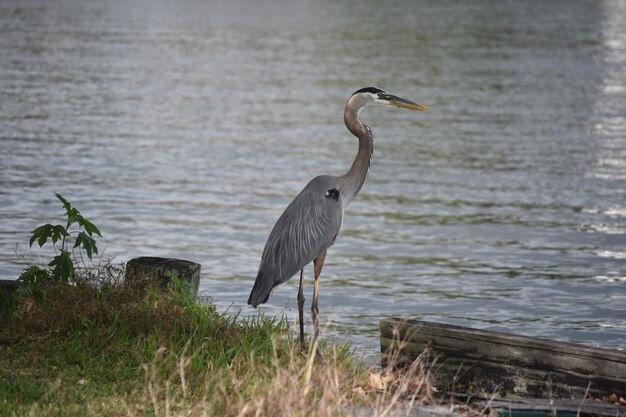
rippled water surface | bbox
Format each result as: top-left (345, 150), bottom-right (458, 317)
top-left (1, 0), bottom-right (625, 357)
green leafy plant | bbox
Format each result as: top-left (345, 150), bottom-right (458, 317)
top-left (18, 193), bottom-right (102, 294)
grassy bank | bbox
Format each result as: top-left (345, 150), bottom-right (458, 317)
top-left (0, 273), bottom-right (444, 417)
top-left (0, 195), bottom-right (455, 416)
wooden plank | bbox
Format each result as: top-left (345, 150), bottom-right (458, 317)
top-left (380, 318), bottom-right (626, 399)
top-left (475, 397), bottom-right (626, 417)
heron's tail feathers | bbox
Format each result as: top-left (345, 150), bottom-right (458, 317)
top-left (247, 270), bottom-right (274, 308)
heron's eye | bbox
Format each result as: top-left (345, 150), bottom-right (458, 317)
top-left (325, 188), bottom-right (340, 202)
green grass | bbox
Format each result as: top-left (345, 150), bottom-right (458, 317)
top-left (0, 268), bottom-right (459, 417)
top-left (2, 193), bottom-right (463, 416)
top-left (0, 276), bottom-right (372, 417)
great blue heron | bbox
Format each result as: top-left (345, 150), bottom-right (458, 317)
top-left (247, 87), bottom-right (428, 350)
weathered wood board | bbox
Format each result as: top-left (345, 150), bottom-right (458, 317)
top-left (380, 318), bottom-right (626, 399)
top-left (474, 397), bottom-right (626, 417)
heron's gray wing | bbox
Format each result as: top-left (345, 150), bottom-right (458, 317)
top-left (248, 175), bottom-right (343, 307)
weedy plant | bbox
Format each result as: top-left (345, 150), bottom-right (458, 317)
top-left (17, 193), bottom-right (102, 297)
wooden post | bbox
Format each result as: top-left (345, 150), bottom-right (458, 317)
top-left (125, 257), bottom-right (200, 298)
top-left (380, 318), bottom-right (626, 399)
top-left (0, 279), bottom-right (20, 307)
top-left (0, 279), bottom-right (19, 296)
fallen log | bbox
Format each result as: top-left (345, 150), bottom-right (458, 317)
top-left (380, 318), bottom-right (626, 400)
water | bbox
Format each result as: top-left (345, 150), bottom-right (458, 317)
top-left (1, 0), bottom-right (625, 359)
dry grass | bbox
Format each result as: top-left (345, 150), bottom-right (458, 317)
top-left (114, 318), bottom-right (483, 417)
top-left (0, 266), bottom-right (483, 417)
top-left (131, 339), bottom-right (360, 417)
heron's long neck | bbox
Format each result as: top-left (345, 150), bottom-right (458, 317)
top-left (338, 107), bottom-right (373, 210)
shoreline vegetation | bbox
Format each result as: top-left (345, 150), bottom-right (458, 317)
top-left (2, 196), bottom-right (623, 416)
top-left (0, 194), bottom-right (464, 416)
top-left (0, 264), bottom-right (463, 417)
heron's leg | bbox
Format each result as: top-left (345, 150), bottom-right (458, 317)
top-left (311, 250), bottom-right (327, 345)
top-left (297, 268), bottom-right (305, 350)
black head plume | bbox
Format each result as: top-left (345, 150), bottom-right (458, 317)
top-left (352, 87), bottom-right (386, 96)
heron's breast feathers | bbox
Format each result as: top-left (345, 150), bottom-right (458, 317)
top-left (261, 176), bottom-right (343, 284)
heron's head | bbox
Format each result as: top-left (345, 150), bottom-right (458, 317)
top-left (349, 87), bottom-right (429, 112)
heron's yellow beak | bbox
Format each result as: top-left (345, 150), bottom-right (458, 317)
top-left (389, 97), bottom-right (429, 112)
